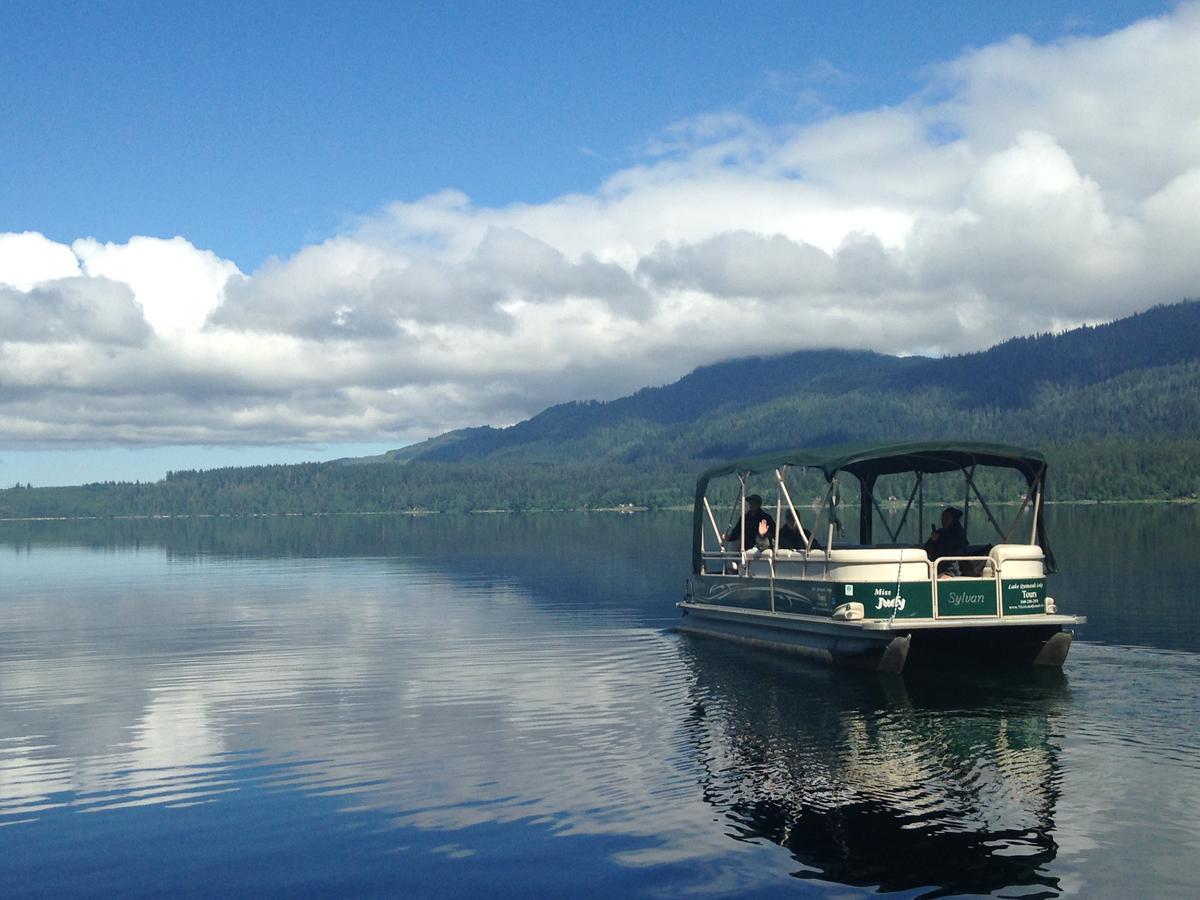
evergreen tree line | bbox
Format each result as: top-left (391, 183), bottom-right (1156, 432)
top-left (1, 438), bottom-right (1197, 519)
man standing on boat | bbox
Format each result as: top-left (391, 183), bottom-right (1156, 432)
top-left (724, 494), bottom-right (775, 551)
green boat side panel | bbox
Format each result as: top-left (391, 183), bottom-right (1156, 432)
top-left (692, 578), bottom-right (837, 615)
top-left (694, 576), bottom-right (1053, 622)
top-left (847, 581), bottom-right (934, 619)
top-left (1002, 578), bottom-right (1047, 615)
top-left (937, 580), bottom-right (999, 617)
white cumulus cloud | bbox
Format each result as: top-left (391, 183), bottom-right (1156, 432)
top-left (3, 4), bottom-right (1200, 450)
top-left (74, 236), bottom-right (242, 337)
top-left (0, 232), bottom-right (82, 289)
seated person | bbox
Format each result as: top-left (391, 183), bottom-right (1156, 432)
top-left (924, 506), bottom-right (967, 574)
top-left (777, 510), bottom-right (820, 551)
top-left (724, 494), bottom-right (775, 551)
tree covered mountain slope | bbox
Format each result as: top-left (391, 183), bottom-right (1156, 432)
top-left (378, 300), bottom-right (1200, 466)
top-left (3, 301), bottom-right (1199, 518)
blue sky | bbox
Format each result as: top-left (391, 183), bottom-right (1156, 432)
top-left (5, 0), bottom-right (1167, 269)
top-left (0, 0), bottom-right (1191, 486)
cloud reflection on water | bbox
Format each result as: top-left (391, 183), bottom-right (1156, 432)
top-left (0, 552), bottom-right (750, 885)
top-left (0, 513), bottom-right (1199, 896)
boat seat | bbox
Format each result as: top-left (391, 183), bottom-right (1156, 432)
top-left (827, 547), bottom-right (929, 563)
top-left (770, 548), bottom-right (826, 559)
top-left (990, 543), bottom-right (1045, 578)
top-left (990, 544), bottom-right (1045, 562)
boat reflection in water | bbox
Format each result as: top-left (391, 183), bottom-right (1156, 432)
top-left (677, 633), bottom-right (1068, 896)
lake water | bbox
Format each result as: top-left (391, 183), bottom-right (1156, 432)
top-left (1, 506), bottom-right (1197, 897)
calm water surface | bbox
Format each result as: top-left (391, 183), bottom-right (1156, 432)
top-left (1, 507), bottom-right (1197, 897)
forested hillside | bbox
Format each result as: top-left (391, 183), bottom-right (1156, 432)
top-left (2, 302), bottom-right (1199, 517)
top-left (380, 301), bottom-right (1200, 465)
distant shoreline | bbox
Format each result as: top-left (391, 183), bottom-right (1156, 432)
top-left (1, 496), bottom-right (1195, 524)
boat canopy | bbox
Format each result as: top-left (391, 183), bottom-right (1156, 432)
top-left (694, 440), bottom-right (1047, 488)
top-left (692, 440), bottom-right (1054, 572)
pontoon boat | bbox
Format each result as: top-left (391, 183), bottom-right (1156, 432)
top-left (679, 442), bottom-right (1085, 673)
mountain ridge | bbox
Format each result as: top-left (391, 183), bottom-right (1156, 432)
top-left (3, 301), bottom-right (1198, 517)
top-left (366, 300), bottom-right (1200, 466)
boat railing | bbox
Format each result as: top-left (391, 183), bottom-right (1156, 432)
top-left (701, 544), bottom-right (1042, 585)
top-left (931, 554), bottom-right (995, 579)
top-left (934, 545), bottom-right (1045, 579)
top-left (701, 545), bottom-right (935, 581)
top-left (930, 551), bottom-right (1050, 619)
top-left (700, 546), bottom-right (814, 577)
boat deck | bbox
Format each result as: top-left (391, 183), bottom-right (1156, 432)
top-left (678, 600), bottom-right (1085, 631)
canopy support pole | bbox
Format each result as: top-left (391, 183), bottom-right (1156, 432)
top-left (1002, 489), bottom-right (1033, 544)
top-left (806, 480), bottom-right (835, 556)
top-left (893, 472), bottom-right (923, 541)
top-left (918, 474), bottom-right (924, 536)
top-left (702, 496), bottom-right (723, 552)
top-left (1003, 464), bottom-right (1045, 544)
top-left (963, 465), bottom-right (976, 534)
top-left (808, 477), bottom-right (836, 559)
top-left (724, 475), bottom-right (744, 547)
top-left (967, 476), bottom-right (1006, 542)
top-left (1029, 475), bottom-right (1043, 545)
top-left (825, 475), bottom-right (840, 576)
top-left (859, 475), bottom-right (874, 545)
top-left (774, 467), bottom-right (809, 546)
top-left (737, 475), bottom-right (747, 563)
top-left (869, 490), bottom-right (900, 543)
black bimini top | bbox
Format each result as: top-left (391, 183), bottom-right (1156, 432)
top-left (692, 441), bottom-right (1052, 572)
top-left (694, 440), bottom-right (1046, 491)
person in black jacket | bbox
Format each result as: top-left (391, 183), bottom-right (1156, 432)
top-left (778, 510), bottom-right (822, 551)
top-left (924, 507), bottom-right (967, 562)
top-left (724, 494), bottom-right (775, 550)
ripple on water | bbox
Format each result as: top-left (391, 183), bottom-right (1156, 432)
top-left (1, 529), bottom-right (1200, 897)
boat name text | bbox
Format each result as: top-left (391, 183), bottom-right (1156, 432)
top-left (945, 591), bottom-right (987, 606)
